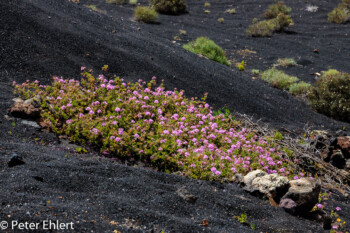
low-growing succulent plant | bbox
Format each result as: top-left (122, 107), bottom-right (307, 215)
top-left (13, 68), bottom-right (296, 180)
top-left (150, 0), bottom-right (187, 15)
top-left (183, 37), bottom-right (231, 66)
top-left (134, 6), bottom-right (158, 23)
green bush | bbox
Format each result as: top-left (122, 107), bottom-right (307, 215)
top-left (308, 70), bottom-right (350, 122)
top-left (150, 0), bottom-right (187, 15)
top-left (264, 1), bottom-right (291, 19)
top-left (328, 0), bottom-right (350, 24)
top-left (217, 17), bottom-right (224, 23)
top-left (260, 68), bottom-right (299, 89)
top-left (275, 58), bottom-right (297, 67)
top-left (247, 14), bottom-right (293, 37)
top-left (183, 37), bottom-right (231, 66)
top-left (288, 81), bottom-right (311, 96)
top-left (134, 6), bottom-right (158, 23)
top-left (248, 1), bottom-right (292, 37)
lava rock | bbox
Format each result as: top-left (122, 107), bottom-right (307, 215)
top-left (280, 178), bottom-right (320, 215)
top-left (21, 120), bottom-right (40, 129)
top-left (8, 154), bottom-right (25, 167)
top-left (279, 198), bottom-right (297, 214)
top-left (176, 187), bottom-right (197, 204)
top-left (9, 103), bottom-right (41, 119)
top-left (251, 174), bottom-right (290, 198)
top-left (330, 150), bottom-right (345, 169)
top-left (242, 170), bottom-right (267, 193)
top-left (337, 136), bottom-right (350, 158)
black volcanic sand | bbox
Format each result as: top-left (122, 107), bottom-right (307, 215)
top-left (1, 0), bottom-right (350, 232)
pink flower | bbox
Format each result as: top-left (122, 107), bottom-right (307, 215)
top-left (144, 96), bottom-right (149, 100)
top-left (336, 207), bottom-right (341, 211)
top-left (163, 130), bottom-right (169, 135)
top-left (60, 105), bottom-right (66, 110)
top-left (115, 107), bottom-right (121, 112)
top-left (316, 204), bottom-right (323, 209)
top-left (115, 137), bottom-right (121, 142)
top-left (67, 103), bottom-right (72, 107)
top-left (81, 66), bottom-right (86, 71)
top-left (134, 133), bottom-right (140, 139)
top-left (89, 110), bottom-right (94, 115)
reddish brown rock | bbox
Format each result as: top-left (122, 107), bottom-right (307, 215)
top-left (337, 136), bottom-right (350, 158)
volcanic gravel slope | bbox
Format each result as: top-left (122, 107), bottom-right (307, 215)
top-left (1, 0), bottom-right (350, 232)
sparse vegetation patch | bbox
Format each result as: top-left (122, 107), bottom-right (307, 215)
top-left (260, 68), bottom-right (299, 90)
top-left (183, 37), bottom-right (231, 66)
top-left (247, 1), bottom-right (293, 37)
top-left (275, 58), bottom-right (297, 67)
top-left (134, 6), bottom-right (158, 23)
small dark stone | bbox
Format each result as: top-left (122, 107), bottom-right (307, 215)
top-left (336, 130), bottom-right (347, 137)
top-left (33, 176), bottom-right (44, 182)
top-left (8, 154), bottom-right (25, 167)
top-left (330, 150), bottom-right (345, 169)
top-left (330, 137), bottom-right (337, 146)
top-left (176, 187), bottom-right (198, 204)
top-left (323, 216), bottom-right (332, 230)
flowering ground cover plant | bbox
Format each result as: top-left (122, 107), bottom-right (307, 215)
top-left (13, 67), bottom-right (298, 181)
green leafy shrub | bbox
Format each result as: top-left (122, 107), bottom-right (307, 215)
top-left (134, 6), bottom-right (158, 23)
top-left (288, 81), bottom-right (311, 96)
top-left (251, 69), bottom-right (260, 75)
top-left (248, 1), bottom-right (293, 37)
top-left (264, 1), bottom-right (291, 19)
top-left (275, 58), bottom-right (297, 67)
top-left (183, 37), bottom-right (231, 66)
top-left (308, 70), bottom-right (350, 122)
top-left (328, 0), bottom-right (350, 24)
top-left (247, 13), bottom-right (293, 37)
top-left (129, 0), bottom-right (138, 5)
top-left (237, 61), bottom-right (245, 71)
top-left (227, 8), bottom-right (236, 14)
top-left (260, 68), bottom-right (299, 89)
top-left (13, 68), bottom-right (296, 180)
top-left (150, 0), bottom-right (187, 15)
top-left (217, 17), bottom-right (224, 23)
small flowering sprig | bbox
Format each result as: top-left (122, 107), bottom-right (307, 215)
top-left (13, 67), bottom-right (297, 181)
